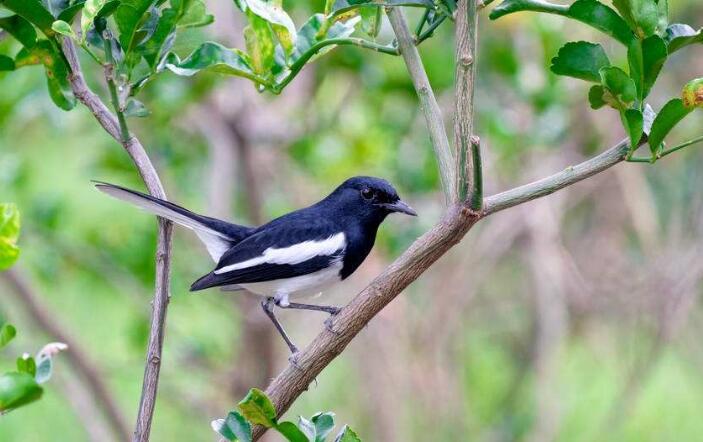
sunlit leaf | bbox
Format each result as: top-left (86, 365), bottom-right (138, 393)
top-left (237, 388), bottom-right (277, 428)
top-left (81, 0), bottom-right (106, 43)
top-left (490, 0), bottom-right (569, 20)
top-left (57, 1), bottom-right (87, 23)
top-left (0, 372), bottom-right (43, 412)
top-left (0, 203), bottom-right (20, 270)
top-left (211, 418), bottom-right (236, 441)
top-left (550, 41), bottom-right (610, 82)
top-left (226, 411), bottom-right (252, 442)
top-left (334, 425), bottom-right (361, 442)
top-left (244, 10), bottom-right (275, 76)
top-left (276, 421), bottom-right (310, 442)
top-left (178, 0), bottom-right (213, 28)
top-left (0, 15), bottom-right (38, 48)
top-left (162, 41), bottom-right (265, 84)
top-left (52, 19), bottom-right (76, 38)
top-left (297, 416), bottom-right (316, 442)
top-left (648, 98), bottom-right (692, 155)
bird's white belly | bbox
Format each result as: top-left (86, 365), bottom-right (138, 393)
top-left (239, 261), bottom-right (343, 304)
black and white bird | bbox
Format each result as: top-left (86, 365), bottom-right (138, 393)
top-left (95, 176), bottom-right (416, 355)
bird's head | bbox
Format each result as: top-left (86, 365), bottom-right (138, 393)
top-left (326, 176), bottom-right (417, 221)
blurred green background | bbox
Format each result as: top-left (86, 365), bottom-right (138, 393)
top-left (2, 1), bottom-right (703, 441)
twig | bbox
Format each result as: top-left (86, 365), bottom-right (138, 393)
top-left (251, 137), bottom-right (633, 440)
top-left (60, 38), bottom-right (173, 442)
top-left (628, 134), bottom-right (703, 162)
top-left (102, 31), bottom-right (130, 144)
top-left (454, 0), bottom-right (480, 204)
top-left (483, 139), bottom-right (630, 215)
top-left (2, 268), bottom-right (130, 441)
top-left (387, 7), bottom-right (456, 203)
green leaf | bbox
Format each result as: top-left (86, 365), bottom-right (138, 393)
top-left (329, 0), bottom-right (433, 18)
top-left (178, 0), bottom-right (213, 28)
top-left (52, 19), bottom-right (76, 38)
top-left (17, 354), bottom-right (37, 377)
top-left (359, 6), bottom-right (380, 38)
top-left (34, 354), bottom-right (53, 384)
top-left (491, 0), bottom-right (634, 45)
top-left (114, 0), bottom-right (158, 51)
top-left (0, 15), bottom-right (38, 47)
top-left (0, 203), bottom-right (20, 270)
top-left (124, 97), bottom-right (149, 117)
top-left (0, 372), bottom-right (43, 412)
top-left (490, 0), bottom-right (569, 20)
top-left (599, 66), bottom-right (637, 109)
top-left (588, 85), bottom-right (607, 109)
top-left (550, 41), bottom-right (610, 82)
top-left (297, 416), bottom-right (316, 442)
top-left (0, 55), bottom-right (15, 71)
top-left (276, 421), bottom-right (311, 442)
top-left (312, 412), bottom-right (335, 442)
top-left (612, 0), bottom-right (667, 39)
top-left (42, 0), bottom-right (69, 17)
top-left (623, 108), bottom-right (644, 150)
top-left (648, 98), bottom-right (692, 156)
top-left (665, 24), bottom-right (703, 54)
top-left (226, 411), bottom-right (253, 442)
top-left (15, 40), bottom-right (76, 110)
top-left (237, 388), bottom-right (278, 428)
top-left (567, 0), bottom-right (634, 45)
top-left (628, 35), bottom-right (667, 100)
top-left (334, 425), bottom-right (361, 442)
top-left (241, 0), bottom-right (296, 45)
top-left (682, 77), bottom-right (703, 109)
top-left (0, 323), bottom-right (17, 348)
top-left (57, 1), bottom-right (87, 23)
top-left (1, 0), bottom-right (56, 36)
top-left (292, 13), bottom-right (357, 63)
top-left (81, 0), bottom-right (106, 43)
top-left (244, 10), bottom-right (275, 76)
top-left (162, 42), bottom-right (264, 84)
top-left (211, 418), bottom-right (237, 441)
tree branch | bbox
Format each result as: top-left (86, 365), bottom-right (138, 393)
top-left (2, 268), bottom-right (130, 441)
top-left (454, 0), bottom-right (480, 205)
top-left (60, 38), bottom-right (173, 442)
top-left (483, 139), bottom-right (629, 215)
top-left (387, 7), bottom-right (456, 203)
top-left (252, 137), bottom-right (631, 440)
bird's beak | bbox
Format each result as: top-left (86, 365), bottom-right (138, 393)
top-left (379, 200), bottom-right (417, 216)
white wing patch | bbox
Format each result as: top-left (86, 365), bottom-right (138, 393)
top-left (214, 232), bottom-right (346, 274)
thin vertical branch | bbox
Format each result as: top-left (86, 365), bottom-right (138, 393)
top-left (387, 7), bottom-right (456, 203)
top-left (60, 38), bottom-right (173, 442)
top-left (454, 0), bottom-right (481, 205)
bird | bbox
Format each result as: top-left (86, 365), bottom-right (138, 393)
top-left (95, 176), bottom-right (417, 355)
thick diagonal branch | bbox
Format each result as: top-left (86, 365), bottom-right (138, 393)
top-left (60, 38), bottom-right (173, 442)
top-left (252, 138), bottom-right (630, 440)
top-left (387, 7), bottom-right (456, 203)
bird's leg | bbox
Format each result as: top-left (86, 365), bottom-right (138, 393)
top-left (276, 301), bottom-right (341, 316)
top-left (261, 297), bottom-right (299, 355)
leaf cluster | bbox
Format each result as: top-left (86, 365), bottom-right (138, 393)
top-left (490, 0), bottom-right (703, 162)
top-left (211, 388), bottom-right (362, 442)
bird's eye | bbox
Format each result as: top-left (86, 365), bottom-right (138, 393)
top-left (361, 188), bottom-right (374, 200)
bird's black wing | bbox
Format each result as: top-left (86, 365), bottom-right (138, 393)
top-left (190, 214), bottom-right (346, 291)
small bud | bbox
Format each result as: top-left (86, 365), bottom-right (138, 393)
top-left (682, 78), bottom-right (703, 109)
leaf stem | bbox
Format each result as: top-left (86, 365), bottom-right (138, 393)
top-left (273, 37), bottom-right (398, 93)
top-left (417, 14), bottom-right (447, 44)
top-left (102, 32), bottom-right (130, 144)
top-left (659, 134), bottom-right (703, 157)
top-left (415, 8), bottom-right (430, 37)
top-left (80, 42), bottom-right (102, 65)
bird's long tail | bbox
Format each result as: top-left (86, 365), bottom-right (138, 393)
top-left (94, 181), bottom-right (253, 261)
